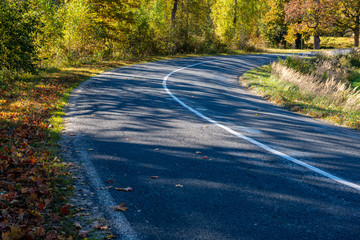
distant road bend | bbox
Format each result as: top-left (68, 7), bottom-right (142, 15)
top-left (65, 54), bottom-right (360, 240)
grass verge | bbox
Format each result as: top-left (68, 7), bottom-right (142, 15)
top-left (239, 65), bottom-right (360, 130)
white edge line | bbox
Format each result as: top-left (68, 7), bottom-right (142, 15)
top-left (162, 59), bottom-right (360, 192)
top-left (79, 147), bottom-right (138, 240)
top-left (69, 78), bottom-right (139, 240)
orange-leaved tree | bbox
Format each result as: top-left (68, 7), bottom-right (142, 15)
top-left (285, 0), bottom-right (336, 49)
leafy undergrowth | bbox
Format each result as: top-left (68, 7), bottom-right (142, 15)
top-left (0, 60), bottom-right (134, 239)
top-left (239, 65), bottom-right (360, 130)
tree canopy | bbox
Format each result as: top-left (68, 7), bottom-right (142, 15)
top-left (1, 0), bottom-right (359, 74)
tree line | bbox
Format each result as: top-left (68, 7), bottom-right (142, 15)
top-left (265, 0), bottom-right (360, 49)
top-left (1, 0), bottom-right (359, 75)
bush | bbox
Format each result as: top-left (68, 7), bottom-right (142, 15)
top-left (0, 1), bottom-right (38, 74)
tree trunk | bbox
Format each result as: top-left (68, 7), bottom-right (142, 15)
top-left (295, 33), bottom-right (302, 49)
top-left (171, 0), bottom-right (179, 23)
top-left (233, 0), bottom-right (237, 26)
top-left (314, 34), bottom-right (320, 49)
top-left (354, 16), bottom-right (359, 47)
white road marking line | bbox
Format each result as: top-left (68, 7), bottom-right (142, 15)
top-left (162, 60), bottom-right (360, 192)
top-left (232, 126), bottom-right (262, 135)
top-left (195, 107), bottom-right (208, 111)
top-left (79, 148), bottom-right (138, 240)
top-left (70, 76), bottom-right (139, 240)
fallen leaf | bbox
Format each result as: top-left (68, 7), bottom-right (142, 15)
top-left (94, 225), bottom-right (109, 230)
top-left (79, 230), bottom-right (90, 238)
top-left (195, 151), bottom-right (201, 154)
top-left (154, 148), bottom-right (159, 151)
top-left (88, 149), bottom-right (93, 151)
top-left (149, 176), bottom-right (159, 179)
top-left (202, 156), bottom-right (208, 159)
top-left (60, 205), bottom-right (70, 215)
top-left (98, 186), bottom-right (113, 190)
top-left (29, 193), bottom-right (37, 202)
top-left (175, 184), bottom-right (183, 188)
top-left (30, 156), bottom-right (37, 164)
top-left (74, 222), bottom-right (82, 229)
top-left (44, 230), bottom-right (58, 240)
top-left (112, 202), bottom-right (128, 211)
top-left (115, 187), bottom-right (134, 192)
top-left (2, 226), bottom-right (26, 240)
top-left (106, 235), bottom-right (116, 239)
top-left (38, 202), bottom-right (46, 210)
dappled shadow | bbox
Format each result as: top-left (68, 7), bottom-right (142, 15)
top-left (65, 54), bottom-right (360, 240)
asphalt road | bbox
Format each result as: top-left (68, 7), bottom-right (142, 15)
top-left (64, 55), bottom-right (360, 240)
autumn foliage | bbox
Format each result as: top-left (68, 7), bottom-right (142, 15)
top-left (0, 70), bottom-right (89, 238)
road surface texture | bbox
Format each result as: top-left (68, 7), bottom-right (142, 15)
top-left (64, 55), bottom-right (360, 240)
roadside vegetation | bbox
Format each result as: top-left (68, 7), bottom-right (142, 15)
top-left (0, 63), bottom-right (111, 239)
top-left (240, 50), bottom-right (360, 129)
top-left (1, 0), bottom-right (360, 238)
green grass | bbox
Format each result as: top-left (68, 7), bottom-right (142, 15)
top-left (305, 36), bottom-right (354, 49)
top-left (349, 69), bottom-right (360, 89)
top-left (239, 65), bottom-right (360, 130)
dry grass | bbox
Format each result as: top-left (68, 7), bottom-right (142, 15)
top-left (271, 62), bottom-right (360, 111)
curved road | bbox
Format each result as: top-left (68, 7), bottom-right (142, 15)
top-left (64, 55), bottom-right (360, 240)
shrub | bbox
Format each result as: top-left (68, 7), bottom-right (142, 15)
top-left (0, 1), bottom-right (38, 74)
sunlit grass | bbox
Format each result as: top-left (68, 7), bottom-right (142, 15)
top-left (306, 36), bottom-right (354, 49)
top-left (240, 65), bottom-right (360, 130)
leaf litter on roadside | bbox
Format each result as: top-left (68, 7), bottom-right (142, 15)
top-left (111, 202), bottom-right (128, 211)
top-left (98, 186), bottom-right (113, 190)
top-left (95, 225), bottom-right (110, 230)
top-left (115, 187), bottom-right (134, 192)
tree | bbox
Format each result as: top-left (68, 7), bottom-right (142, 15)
top-left (212, 0), bottom-right (265, 48)
top-left (285, 0), bottom-right (335, 49)
top-left (31, 0), bottom-right (64, 59)
top-left (338, 0), bottom-right (360, 47)
top-left (0, 0), bottom-right (38, 74)
top-left (263, 0), bottom-right (289, 48)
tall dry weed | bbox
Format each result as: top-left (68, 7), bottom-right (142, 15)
top-left (271, 62), bottom-right (360, 111)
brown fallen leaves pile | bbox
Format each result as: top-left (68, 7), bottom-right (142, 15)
top-left (0, 68), bottom-right (100, 238)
